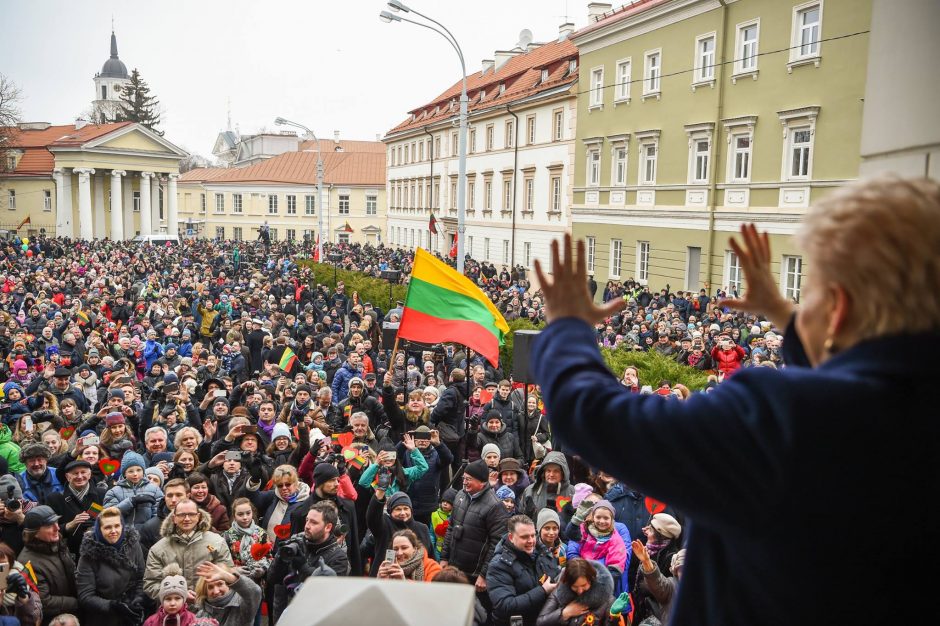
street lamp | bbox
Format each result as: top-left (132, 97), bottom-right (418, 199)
top-left (380, 1), bottom-right (468, 274)
top-left (274, 116), bottom-right (325, 262)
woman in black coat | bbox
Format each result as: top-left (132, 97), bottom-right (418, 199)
top-left (76, 507), bottom-right (147, 626)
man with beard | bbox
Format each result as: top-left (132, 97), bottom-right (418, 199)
top-left (337, 377), bottom-right (386, 433)
top-left (18, 443), bottom-right (63, 505)
top-left (289, 462), bottom-right (361, 574)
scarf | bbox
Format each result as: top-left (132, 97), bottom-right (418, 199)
top-left (399, 548), bottom-right (425, 581)
top-left (68, 483), bottom-right (90, 502)
top-left (230, 522), bottom-right (262, 564)
top-left (93, 517), bottom-right (125, 549)
top-left (646, 537), bottom-right (670, 558)
top-left (587, 523), bottom-right (613, 541)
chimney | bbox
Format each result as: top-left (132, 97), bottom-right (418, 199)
top-left (588, 2), bottom-right (613, 22)
top-left (558, 22), bottom-right (575, 41)
top-left (75, 118), bottom-right (89, 130)
top-left (494, 49), bottom-right (522, 70)
top-left (482, 59), bottom-right (495, 74)
top-left (333, 130), bottom-right (340, 144)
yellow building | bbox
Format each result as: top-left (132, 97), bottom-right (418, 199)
top-left (1, 120), bottom-right (188, 239)
top-left (570, 0), bottom-right (871, 301)
top-left (178, 140), bottom-right (386, 244)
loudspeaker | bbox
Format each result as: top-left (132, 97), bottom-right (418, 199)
top-left (512, 330), bottom-right (541, 383)
top-left (382, 322), bottom-right (400, 350)
top-left (381, 270), bottom-right (401, 282)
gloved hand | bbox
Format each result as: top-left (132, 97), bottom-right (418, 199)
top-left (247, 456), bottom-right (265, 481)
top-left (571, 500), bottom-right (594, 526)
top-left (132, 492), bottom-right (156, 506)
top-left (6, 571), bottom-right (29, 598)
top-left (111, 600), bottom-right (144, 623)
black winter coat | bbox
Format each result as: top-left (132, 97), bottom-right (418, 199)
top-left (76, 528), bottom-right (146, 626)
top-left (477, 424), bottom-right (523, 461)
top-left (289, 489), bottom-right (362, 576)
top-left (365, 494), bottom-right (434, 576)
top-left (486, 537), bottom-right (561, 626)
top-left (47, 485), bottom-right (107, 559)
top-left (400, 441), bottom-right (453, 516)
top-left (441, 486), bottom-right (508, 580)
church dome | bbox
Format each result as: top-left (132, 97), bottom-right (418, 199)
top-left (99, 31), bottom-right (129, 79)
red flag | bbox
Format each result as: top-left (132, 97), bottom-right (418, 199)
top-left (448, 236), bottom-right (457, 259)
top-left (343, 221), bottom-right (354, 233)
top-left (273, 523), bottom-right (293, 540)
top-left (645, 496), bottom-right (667, 516)
top-left (429, 213), bottom-right (439, 235)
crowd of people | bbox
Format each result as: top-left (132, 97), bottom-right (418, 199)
top-left (0, 233), bottom-right (776, 626)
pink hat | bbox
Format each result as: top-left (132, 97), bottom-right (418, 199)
top-left (572, 483), bottom-right (595, 508)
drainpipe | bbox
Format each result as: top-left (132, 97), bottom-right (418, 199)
top-left (424, 125), bottom-right (434, 251)
top-left (704, 0), bottom-right (730, 293)
top-left (506, 104), bottom-right (520, 266)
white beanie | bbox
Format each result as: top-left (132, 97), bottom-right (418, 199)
top-left (272, 422), bottom-right (293, 443)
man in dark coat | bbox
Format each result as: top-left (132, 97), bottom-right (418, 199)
top-left (17, 505), bottom-right (81, 625)
top-left (430, 368), bottom-right (467, 479)
top-left (400, 425), bottom-right (453, 526)
top-left (46, 460), bottom-right (106, 560)
top-left (486, 515), bottom-right (561, 626)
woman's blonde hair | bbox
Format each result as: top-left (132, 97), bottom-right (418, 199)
top-left (272, 465), bottom-right (298, 486)
top-left (173, 426), bottom-right (203, 450)
top-left (798, 176), bottom-right (940, 340)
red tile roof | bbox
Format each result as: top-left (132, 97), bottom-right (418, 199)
top-left (1, 122), bottom-right (134, 176)
top-left (386, 38), bottom-right (578, 136)
top-left (573, 0), bottom-right (667, 39)
top-left (298, 139), bottom-right (386, 154)
top-left (178, 167), bottom-right (232, 183)
top-left (203, 150), bottom-right (385, 187)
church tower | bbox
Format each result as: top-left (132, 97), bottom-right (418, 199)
top-left (92, 30), bottom-right (131, 122)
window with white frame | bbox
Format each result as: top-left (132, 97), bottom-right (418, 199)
top-left (587, 149), bottom-right (601, 186)
top-left (523, 242), bottom-right (531, 267)
top-left (526, 116), bottom-right (536, 145)
top-left (215, 226), bottom-right (224, 240)
top-left (7, 190), bottom-right (14, 210)
top-left (691, 139), bottom-right (711, 183)
top-left (505, 120), bottom-right (514, 148)
top-left (695, 34), bottom-right (716, 82)
top-left (610, 239), bottom-right (622, 278)
top-left (503, 178), bottom-right (512, 211)
top-left (468, 128), bottom-right (476, 154)
top-left (404, 144), bottom-right (410, 163)
top-left (732, 134), bottom-right (752, 182)
top-left (451, 131), bottom-right (458, 156)
top-left (615, 59), bottom-right (631, 101)
top-left (232, 193), bottom-right (242, 214)
top-left (233, 227), bottom-right (243, 241)
top-left (550, 175), bottom-right (561, 212)
top-left (338, 194), bottom-right (350, 214)
top-left (640, 142), bottom-right (657, 185)
top-left (725, 250), bottom-right (742, 294)
top-left (268, 195), bottom-right (278, 214)
top-left (643, 50), bottom-right (661, 95)
top-left (791, 2), bottom-right (822, 61)
top-left (735, 20), bottom-right (760, 73)
top-left (484, 180), bottom-right (493, 211)
top-left (553, 109), bottom-right (564, 141)
top-left (200, 193), bottom-right (206, 212)
top-left (434, 136), bottom-right (440, 158)
top-left (134, 191), bottom-right (141, 212)
top-left (637, 241), bottom-right (650, 283)
top-left (586, 236), bottom-right (596, 273)
top-left (525, 178), bottom-right (534, 213)
top-left (790, 127), bottom-right (812, 178)
top-left (269, 228), bottom-right (278, 241)
top-left (782, 255), bottom-right (803, 301)
top-left (484, 238), bottom-right (490, 261)
top-left (286, 194), bottom-right (297, 215)
top-left (416, 184), bottom-right (423, 210)
top-left (366, 194), bottom-right (377, 215)
top-left (305, 194), bottom-right (315, 215)
top-left (286, 228), bottom-right (296, 241)
top-left (450, 180), bottom-right (457, 210)
top-left (338, 233), bottom-right (349, 244)
top-left (486, 125), bottom-right (494, 151)
top-left (590, 67), bottom-right (604, 107)
top-left (44, 190), bottom-right (52, 211)
top-left (503, 240), bottom-right (510, 264)
top-left (468, 181), bottom-right (476, 211)
top-left (613, 146), bottom-right (627, 186)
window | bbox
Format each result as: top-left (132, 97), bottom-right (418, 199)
top-left (613, 146), bottom-right (627, 186)
top-left (484, 180), bottom-right (493, 211)
top-left (590, 67), bottom-right (604, 107)
top-left (338, 233), bottom-right (349, 244)
top-left (233, 193), bottom-right (243, 214)
top-left (269, 228), bottom-right (278, 241)
top-left (505, 120), bottom-right (514, 148)
top-left (637, 241), bottom-right (650, 283)
top-left (268, 195), bottom-right (278, 214)
top-left (101, 85), bottom-right (107, 100)
top-left (404, 144), bottom-right (409, 163)
top-left (305, 194), bottom-right (315, 215)
top-left (390, 148), bottom-right (396, 166)
top-left (615, 59), bottom-right (631, 101)
top-left (338, 194), bottom-right (350, 215)
top-left (550, 176), bottom-right (561, 212)
top-left (695, 34), bottom-right (716, 82)
top-left (286, 194), bottom-right (297, 215)
top-left (44, 189), bottom-right (52, 211)
top-left (468, 128), bottom-right (477, 154)
top-left (782, 255), bottom-right (803, 301)
top-left (610, 239), bottom-right (622, 278)
top-left (725, 251), bottom-right (742, 293)
top-left (484, 238), bottom-right (490, 260)
top-left (524, 178), bottom-right (534, 213)
top-left (6, 190), bottom-right (14, 210)
top-left (691, 139), bottom-right (710, 183)
top-left (586, 236), bottom-right (596, 273)
top-left (450, 180), bottom-right (457, 210)
top-left (644, 50), bottom-right (661, 95)
top-left (133, 191), bottom-right (141, 212)
top-left (7, 156), bottom-right (16, 170)
top-left (418, 142), bottom-right (424, 161)
top-left (732, 135), bottom-right (752, 182)
top-left (200, 193), bottom-right (206, 212)
top-left (366, 194), bottom-right (377, 215)
top-left (640, 143), bottom-right (657, 185)
top-left (286, 229), bottom-right (296, 241)
top-left (434, 136), bottom-right (441, 159)
top-left (789, 127), bottom-right (813, 179)
top-left (526, 115), bottom-right (536, 145)
top-left (523, 242), bottom-right (531, 267)
top-left (468, 181), bottom-right (476, 211)
top-left (215, 226), bottom-right (225, 240)
top-left (233, 227), bottom-right (243, 241)
top-left (503, 179), bottom-right (512, 211)
top-left (451, 131), bottom-right (458, 156)
top-left (486, 125), bottom-right (495, 151)
top-left (735, 21), bottom-right (760, 73)
top-left (587, 149), bottom-right (601, 186)
top-left (792, 3), bottom-right (821, 60)
top-left (503, 240), bottom-right (510, 264)
top-left (553, 109), bottom-right (564, 141)
top-left (404, 185), bottom-right (410, 209)
top-left (433, 180), bottom-right (440, 207)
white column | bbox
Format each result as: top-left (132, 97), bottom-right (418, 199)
top-left (74, 168), bottom-right (95, 240)
top-left (110, 170), bottom-right (126, 240)
top-left (139, 172), bottom-right (153, 236)
top-left (93, 172), bottom-right (106, 239)
top-left (151, 175), bottom-right (161, 233)
top-left (60, 169), bottom-right (74, 238)
top-left (123, 173), bottom-right (134, 239)
top-left (167, 174), bottom-right (179, 238)
top-left (53, 169), bottom-right (67, 237)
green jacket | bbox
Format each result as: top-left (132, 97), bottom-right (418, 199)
top-left (0, 425), bottom-right (24, 473)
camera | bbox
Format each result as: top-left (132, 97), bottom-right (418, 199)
top-left (279, 537), bottom-right (306, 560)
top-left (5, 486), bottom-right (20, 512)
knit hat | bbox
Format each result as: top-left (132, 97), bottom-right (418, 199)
top-left (158, 563), bottom-right (188, 601)
top-left (495, 486), bottom-right (515, 501)
top-left (481, 443), bottom-right (501, 460)
top-left (312, 462), bottom-right (339, 486)
top-left (650, 513), bottom-right (682, 540)
top-left (105, 412), bottom-right (125, 426)
top-left (120, 451), bottom-right (146, 477)
top-left (572, 483), bottom-right (595, 509)
top-left (441, 487), bottom-right (457, 505)
top-left (497, 457), bottom-right (523, 477)
top-left (536, 508), bottom-right (560, 533)
top-left (348, 377), bottom-right (365, 388)
top-left (87, 348), bottom-right (100, 358)
top-left (387, 491), bottom-right (412, 513)
top-left (589, 499), bottom-right (616, 517)
top-left (145, 467), bottom-right (165, 488)
top-left (0, 474), bottom-right (23, 501)
top-left (272, 422), bottom-right (292, 442)
top-left (19, 443), bottom-right (51, 462)
top-left (464, 459), bottom-right (490, 482)
top-left (109, 388), bottom-right (125, 400)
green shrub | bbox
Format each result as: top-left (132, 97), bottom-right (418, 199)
top-left (297, 260), bottom-right (408, 311)
top-left (602, 346), bottom-right (709, 390)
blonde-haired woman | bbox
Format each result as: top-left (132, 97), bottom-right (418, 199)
top-left (531, 177), bottom-right (940, 624)
top-left (244, 464), bottom-right (310, 538)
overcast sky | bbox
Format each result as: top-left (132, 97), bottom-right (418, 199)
top-left (2, 0), bottom-right (588, 157)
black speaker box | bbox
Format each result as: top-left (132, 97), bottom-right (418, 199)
top-left (382, 322), bottom-right (399, 350)
top-left (512, 329), bottom-right (541, 382)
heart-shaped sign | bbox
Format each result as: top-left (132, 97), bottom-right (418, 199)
top-left (99, 458), bottom-right (120, 475)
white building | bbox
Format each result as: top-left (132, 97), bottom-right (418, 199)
top-left (92, 30), bottom-right (131, 122)
top-left (383, 25), bottom-right (579, 269)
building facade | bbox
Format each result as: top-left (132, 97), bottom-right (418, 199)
top-left (383, 26), bottom-right (580, 270)
top-left (177, 141), bottom-right (386, 244)
top-left (570, 0), bottom-right (871, 301)
top-left (92, 30), bottom-right (131, 122)
top-left (1, 121), bottom-right (187, 239)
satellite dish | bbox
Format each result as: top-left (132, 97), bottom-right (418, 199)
top-left (517, 29), bottom-right (533, 48)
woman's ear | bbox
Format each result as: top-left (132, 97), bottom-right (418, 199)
top-left (827, 283), bottom-right (854, 344)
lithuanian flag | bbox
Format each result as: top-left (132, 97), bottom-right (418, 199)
top-left (278, 347), bottom-right (298, 372)
top-left (398, 248), bottom-right (509, 366)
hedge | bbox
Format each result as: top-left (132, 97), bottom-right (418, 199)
top-left (297, 260), bottom-right (408, 312)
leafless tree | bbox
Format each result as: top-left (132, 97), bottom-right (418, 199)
top-left (0, 74), bottom-right (24, 174)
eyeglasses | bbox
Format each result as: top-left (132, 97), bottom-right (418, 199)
top-left (175, 512), bottom-right (199, 518)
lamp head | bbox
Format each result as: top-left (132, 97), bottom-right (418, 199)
top-left (387, 0), bottom-right (410, 12)
top-left (274, 117), bottom-right (286, 126)
top-left (379, 10), bottom-right (400, 23)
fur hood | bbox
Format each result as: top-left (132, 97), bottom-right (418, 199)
top-left (160, 507), bottom-right (213, 538)
top-left (551, 559), bottom-right (614, 611)
top-left (79, 527), bottom-right (144, 572)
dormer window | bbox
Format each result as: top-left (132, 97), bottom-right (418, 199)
top-left (541, 69), bottom-right (549, 83)
top-left (568, 59), bottom-right (578, 75)
top-left (499, 83), bottom-right (506, 95)
top-left (480, 89), bottom-right (486, 101)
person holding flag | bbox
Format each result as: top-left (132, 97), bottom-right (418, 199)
top-left (0, 542), bottom-right (42, 625)
top-left (17, 505), bottom-right (81, 621)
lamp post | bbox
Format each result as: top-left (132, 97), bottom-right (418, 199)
top-left (381, 1), bottom-right (468, 274)
top-left (274, 117), bottom-right (324, 262)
